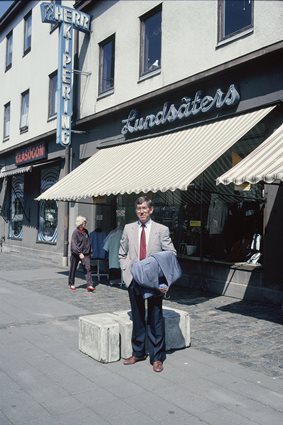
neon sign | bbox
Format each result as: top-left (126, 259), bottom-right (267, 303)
top-left (121, 84), bottom-right (240, 135)
top-left (41, 3), bottom-right (91, 147)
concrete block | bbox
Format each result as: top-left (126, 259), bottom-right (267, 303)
top-left (79, 307), bottom-right (190, 363)
top-left (163, 307), bottom-right (191, 350)
top-left (112, 310), bottom-right (133, 359)
top-left (113, 307), bottom-right (190, 358)
top-left (79, 314), bottom-right (120, 363)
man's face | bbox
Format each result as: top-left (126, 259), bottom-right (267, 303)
top-left (136, 201), bottom-right (153, 224)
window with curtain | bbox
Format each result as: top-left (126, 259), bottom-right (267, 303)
top-left (140, 5), bottom-right (161, 77)
top-left (5, 31), bottom-right (13, 70)
top-left (24, 11), bottom-right (32, 55)
top-left (37, 167), bottom-right (59, 243)
top-left (99, 35), bottom-right (115, 95)
top-left (218, 0), bottom-right (253, 42)
top-left (48, 71), bottom-right (57, 118)
top-left (9, 175), bottom-right (24, 240)
top-left (4, 102), bottom-right (10, 140)
top-left (20, 90), bottom-right (29, 132)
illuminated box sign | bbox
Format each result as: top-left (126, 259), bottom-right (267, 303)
top-left (41, 3), bottom-right (91, 147)
top-left (16, 143), bottom-right (47, 165)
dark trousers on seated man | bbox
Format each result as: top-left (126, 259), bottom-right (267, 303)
top-left (128, 281), bottom-right (165, 364)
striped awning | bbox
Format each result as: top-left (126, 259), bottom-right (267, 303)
top-left (36, 107), bottom-right (274, 201)
top-left (217, 122), bottom-right (283, 185)
top-left (0, 165), bottom-right (32, 178)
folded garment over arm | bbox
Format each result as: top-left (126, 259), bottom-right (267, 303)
top-left (131, 251), bottom-right (182, 299)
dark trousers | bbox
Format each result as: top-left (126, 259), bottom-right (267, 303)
top-left (68, 253), bottom-right (93, 287)
top-left (128, 281), bottom-right (165, 364)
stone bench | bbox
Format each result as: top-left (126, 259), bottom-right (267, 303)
top-left (79, 307), bottom-right (190, 363)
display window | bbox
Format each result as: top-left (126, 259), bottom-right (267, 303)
top-left (8, 175), bottom-right (24, 239)
top-left (37, 167), bottom-right (59, 243)
top-left (116, 175), bottom-right (264, 266)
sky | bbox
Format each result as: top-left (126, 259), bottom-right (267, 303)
top-left (0, 0), bottom-right (14, 18)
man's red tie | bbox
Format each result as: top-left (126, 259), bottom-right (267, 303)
top-left (140, 224), bottom-right (146, 260)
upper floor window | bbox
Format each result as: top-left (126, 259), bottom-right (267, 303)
top-left (5, 31), bottom-right (13, 71)
top-left (3, 102), bottom-right (11, 140)
top-left (24, 11), bottom-right (32, 55)
top-left (218, 0), bottom-right (253, 42)
top-left (99, 35), bottom-right (115, 95)
top-left (20, 90), bottom-right (29, 132)
top-left (48, 71), bottom-right (57, 118)
top-left (140, 5), bottom-right (161, 77)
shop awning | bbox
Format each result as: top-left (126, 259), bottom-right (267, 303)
top-left (0, 165), bottom-right (32, 178)
top-left (36, 106), bottom-right (274, 201)
top-left (216, 122), bottom-right (283, 186)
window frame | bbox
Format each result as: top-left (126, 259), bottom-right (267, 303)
top-left (139, 4), bottom-right (162, 78)
top-left (48, 70), bottom-right (58, 119)
top-left (98, 34), bottom-right (115, 96)
top-left (3, 101), bottom-right (11, 140)
top-left (20, 90), bottom-right (30, 133)
top-left (218, 0), bottom-right (254, 44)
top-left (5, 30), bottom-right (13, 71)
top-left (23, 11), bottom-right (32, 56)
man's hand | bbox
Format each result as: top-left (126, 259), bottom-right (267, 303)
top-left (159, 287), bottom-right (168, 294)
top-left (79, 253), bottom-right (84, 260)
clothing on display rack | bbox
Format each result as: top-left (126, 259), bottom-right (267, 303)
top-left (207, 194), bottom-right (228, 235)
top-left (103, 226), bottom-right (123, 284)
top-left (89, 228), bottom-right (107, 259)
top-left (89, 228), bottom-right (109, 281)
top-left (206, 194), bottom-right (228, 260)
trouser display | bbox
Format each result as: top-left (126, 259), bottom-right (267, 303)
top-left (68, 253), bottom-right (93, 287)
top-left (128, 281), bottom-right (165, 364)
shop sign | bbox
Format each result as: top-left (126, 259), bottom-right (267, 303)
top-left (40, 3), bottom-right (91, 147)
top-left (121, 84), bottom-right (240, 136)
top-left (15, 143), bottom-right (47, 165)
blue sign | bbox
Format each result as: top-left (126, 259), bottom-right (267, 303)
top-left (41, 3), bottom-right (91, 147)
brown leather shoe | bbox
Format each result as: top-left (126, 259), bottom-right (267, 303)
top-left (152, 361), bottom-right (163, 373)
top-left (123, 355), bottom-right (146, 365)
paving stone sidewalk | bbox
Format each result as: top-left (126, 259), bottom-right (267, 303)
top-left (1, 252), bottom-right (283, 378)
top-left (0, 252), bottom-right (283, 425)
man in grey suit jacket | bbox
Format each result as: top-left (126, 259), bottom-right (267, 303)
top-left (119, 196), bottom-right (176, 372)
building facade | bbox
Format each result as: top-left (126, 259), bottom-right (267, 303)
top-left (1, 0), bottom-right (283, 303)
top-left (0, 0), bottom-right (75, 263)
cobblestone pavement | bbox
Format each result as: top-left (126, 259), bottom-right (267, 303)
top-left (1, 252), bottom-right (283, 378)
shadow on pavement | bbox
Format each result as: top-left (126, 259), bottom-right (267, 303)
top-left (216, 299), bottom-right (283, 325)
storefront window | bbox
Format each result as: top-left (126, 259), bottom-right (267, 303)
top-left (9, 175), bottom-right (24, 239)
top-left (116, 177), bottom-right (264, 266)
top-left (37, 167), bottom-right (59, 243)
